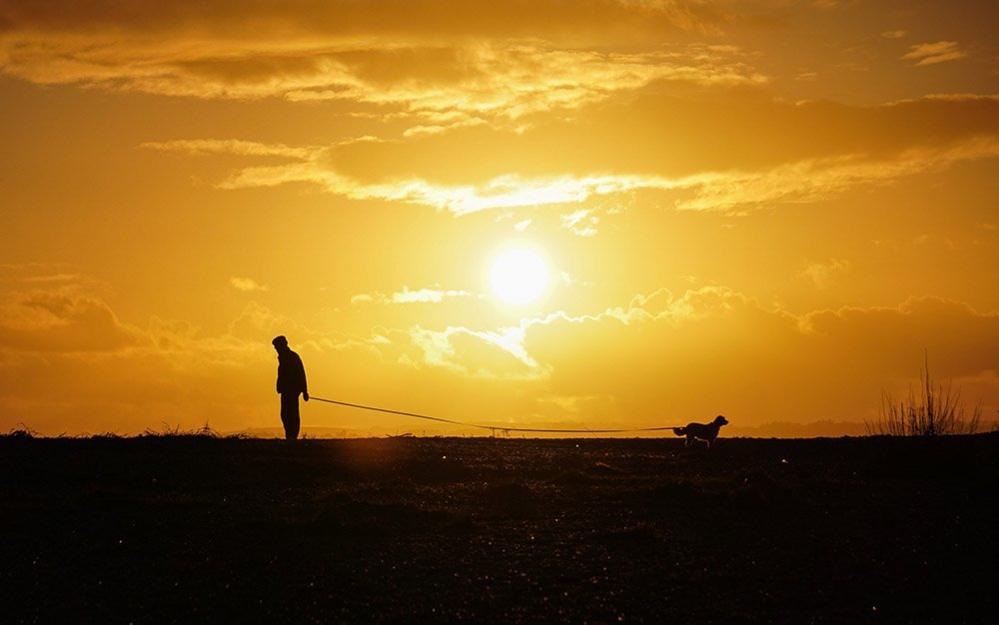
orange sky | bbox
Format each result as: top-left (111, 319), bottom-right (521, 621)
top-left (1, 1), bottom-right (997, 436)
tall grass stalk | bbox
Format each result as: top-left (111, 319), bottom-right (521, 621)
top-left (867, 351), bottom-right (981, 436)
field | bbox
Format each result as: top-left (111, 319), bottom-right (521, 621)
top-left (3, 434), bottom-right (997, 624)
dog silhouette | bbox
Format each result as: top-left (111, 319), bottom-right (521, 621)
top-left (673, 415), bottom-right (729, 447)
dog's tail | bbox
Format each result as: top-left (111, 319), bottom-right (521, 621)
top-left (672, 427), bottom-right (686, 436)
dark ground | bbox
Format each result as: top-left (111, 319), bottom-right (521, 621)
top-left (2, 434), bottom-right (998, 624)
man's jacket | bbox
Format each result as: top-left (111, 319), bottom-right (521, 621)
top-left (276, 350), bottom-right (308, 394)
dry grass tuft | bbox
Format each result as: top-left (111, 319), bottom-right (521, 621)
top-left (867, 351), bottom-right (981, 436)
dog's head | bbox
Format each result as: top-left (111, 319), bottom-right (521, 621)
top-left (714, 415), bottom-right (729, 426)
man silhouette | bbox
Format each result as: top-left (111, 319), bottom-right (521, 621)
top-left (272, 335), bottom-right (308, 440)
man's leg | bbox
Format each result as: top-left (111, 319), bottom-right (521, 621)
top-left (280, 392), bottom-right (301, 440)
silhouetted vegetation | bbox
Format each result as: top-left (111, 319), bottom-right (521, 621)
top-left (5, 424), bottom-right (37, 439)
top-left (140, 421), bottom-right (218, 438)
top-left (1, 423), bottom-right (253, 441)
top-left (867, 352), bottom-right (982, 436)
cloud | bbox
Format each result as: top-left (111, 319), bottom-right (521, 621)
top-left (674, 137), bottom-right (999, 211)
top-left (282, 45), bottom-right (768, 121)
top-left (217, 166), bottom-right (678, 215)
top-left (356, 286), bottom-right (999, 425)
top-left (230, 276), bottom-right (269, 292)
top-left (799, 258), bottom-right (851, 288)
top-left (390, 287), bottom-right (473, 304)
top-left (144, 140), bottom-right (313, 159)
top-left (881, 30), bottom-right (907, 39)
top-left (531, 290), bottom-right (999, 419)
top-left (349, 294), bottom-right (375, 305)
top-left (902, 41), bottom-right (966, 66)
top-left (0, 2), bottom-right (759, 120)
top-left (367, 287), bottom-right (747, 382)
top-left (146, 93), bottom-right (999, 215)
top-left (0, 288), bottom-right (140, 353)
top-left (561, 209), bottom-right (600, 237)
top-left (351, 286), bottom-right (474, 305)
top-left (0, 263), bottom-right (89, 286)
top-left (389, 324), bottom-right (545, 380)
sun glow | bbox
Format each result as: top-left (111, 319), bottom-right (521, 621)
top-left (490, 249), bottom-right (549, 305)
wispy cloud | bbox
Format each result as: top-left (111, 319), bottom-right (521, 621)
top-left (214, 161), bottom-right (685, 215)
top-left (230, 277), bottom-right (269, 292)
top-left (902, 41), bottom-right (966, 66)
top-left (283, 45), bottom-right (767, 122)
top-left (351, 286), bottom-right (473, 305)
top-left (143, 92), bottom-right (999, 216)
top-left (144, 140), bottom-right (313, 159)
top-left (146, 133), bottom-right (999, 216)
top-left (675, 138), bottom-right (999, 212)
top-left (0, 2), bottom-right (761, 122)
top-left (396, 324), bottom-right (545, 379)
top-left (561, 209), bottom-right (600, 237)
top-left (799, 259), bottom-right (851, 288)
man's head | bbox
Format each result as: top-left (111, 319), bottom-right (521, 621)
top-left (272, 335), bottom-right (289, 353)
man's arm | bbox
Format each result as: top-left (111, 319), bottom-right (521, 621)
top-left (298, 356), bottom-right (309, 401)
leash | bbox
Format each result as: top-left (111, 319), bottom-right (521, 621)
top-left (308, 396), bottom-right (682, 434)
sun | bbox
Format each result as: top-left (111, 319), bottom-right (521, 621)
top-left (490, 248), bottom-right (549, 305)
